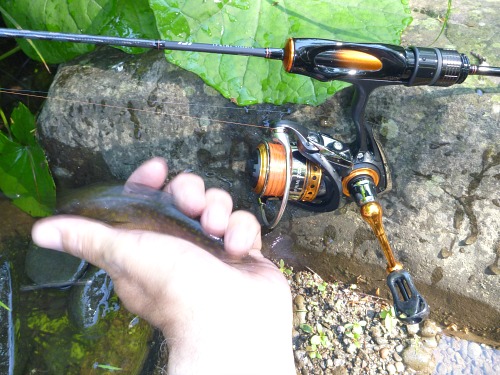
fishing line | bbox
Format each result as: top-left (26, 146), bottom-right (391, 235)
top-left (0, 86), bottom-right (301, 130)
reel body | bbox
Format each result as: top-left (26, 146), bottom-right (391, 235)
top-left (250, 120), bottom-right (387, 228)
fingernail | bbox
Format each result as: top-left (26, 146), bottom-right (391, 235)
top-left (32, 221), bottom-right (63, 251)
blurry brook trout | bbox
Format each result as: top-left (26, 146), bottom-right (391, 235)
top-left (59, 183), bottom-right (249, 265)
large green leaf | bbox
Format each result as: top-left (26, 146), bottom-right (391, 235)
top-left (149, 0), bottom-right (412, 105)
top-left (0, 0), bottom-right (159, 62)
top-left (0, 0), bottom-right (411, 105)
top-left (0, 103), bottom-right (55, 217)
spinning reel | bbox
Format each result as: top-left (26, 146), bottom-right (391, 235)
top-left (250, 117), bottom-right (428, 324)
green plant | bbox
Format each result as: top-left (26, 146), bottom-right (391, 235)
top-left (344, 320), bottom-right (367, 348)
top-left (0, 0), bottom-right (411, 106)
top-left (316, 281), bottom-right (328, 296)
top-left (0, 299), bottom-right (10, 311)
top-left (0, 103), bottom-right (55, 216)
top-left (302, 323), bottom-right (331, 359)
top-left (278, 259), bottom-right (292, 276)
top-left (93, 363), bottom-right (122, 371)
top-left (430, 0), bottom-right (453, 46)
top-left (379, 305), bottom-right (397, 333)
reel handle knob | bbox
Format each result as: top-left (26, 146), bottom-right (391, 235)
top-left (387, 270), bottom-right (430, 324)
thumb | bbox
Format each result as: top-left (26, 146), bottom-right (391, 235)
top-left (32, 216), bottom-right (127, 276)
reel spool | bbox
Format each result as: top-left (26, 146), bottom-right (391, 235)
top-left (249, 121), bottom-right (349, 228)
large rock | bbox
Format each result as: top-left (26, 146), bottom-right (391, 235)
top-left (37, 0), bottom-right (499, 340)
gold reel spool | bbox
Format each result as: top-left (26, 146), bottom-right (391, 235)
top-left (251, 130), bottom-right (323, 228)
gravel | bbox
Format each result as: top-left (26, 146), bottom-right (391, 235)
top-left (285, 267), bottom-right (424, 374)
top-left (281, 265), bottom-right (500, 375)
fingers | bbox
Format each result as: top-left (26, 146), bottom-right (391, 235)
top-left (224, 210), bottom-right (262, 256)
top-left (165, 173), bottom-right (207, 218)
top-left (126, 157), bottom-right (168, 189)
top-left (200, 188), bottom-right (233, 237)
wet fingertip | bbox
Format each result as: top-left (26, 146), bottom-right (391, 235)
top-left (31, 220), bottom-right (63, 251)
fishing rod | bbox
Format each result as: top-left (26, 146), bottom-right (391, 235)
top-left (2, 27), bottom-right (499, 324)
top-left (1, 28), bottom-right (499, 81)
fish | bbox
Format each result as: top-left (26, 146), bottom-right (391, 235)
top-left (58, 182), bottom-right (248, 264)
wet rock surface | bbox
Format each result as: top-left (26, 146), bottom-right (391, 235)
top-left (0, 262), bottom-right (16, 375)
top-left (68, 267), bottom-right (117, 330)
top-left (24, 243), bottom-right (88, 288)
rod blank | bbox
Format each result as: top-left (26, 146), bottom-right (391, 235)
top-left (0, 28), bottom-right (284, 60)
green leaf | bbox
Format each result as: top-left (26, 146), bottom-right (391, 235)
top-left (1, 0), bottom-right (411, 104)
top-left (95, 363), bottom-right (123, 371)
top-left (0, 0), bottom-right (159, 62)
top-left (150, 0), bottom-right (412, 105)
top-left (0, 103), bottom-right (55, 217)
top-left (300, 323), bottom-right (313, 334)
top-left (0, 299), bottom-right (10, 311)
top-left (310, 335), bottom-right (321, 346)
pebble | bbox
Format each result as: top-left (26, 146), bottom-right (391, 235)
top-left (393, 352), bottom-right (402, 362)
top-left (347, 343), bottom-right (357, 354)
top-left (402, 342), bottom-right (433, 371)
top-left (395, 344), bottom-right (404, 353)
top-left (375, 336), bottom-right (389, 345)
top-left (421, 320), bottom-right (441, 337)
top-left (422, 336), bottom-right (438, 349)
top-left (380, 347), bottom-right (390, 359)
top-left (387, 363), bottom-right (396, 374)
top-left (406, 323), bottom-right (420, 336)
top-left (395, 361), bottom-right (405, 372)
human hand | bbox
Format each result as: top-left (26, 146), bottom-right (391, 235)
top-left (31, 157), bottom-right (295, 375)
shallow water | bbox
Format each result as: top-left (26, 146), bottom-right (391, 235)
top-left (434, 335), bottom-right (500, 374)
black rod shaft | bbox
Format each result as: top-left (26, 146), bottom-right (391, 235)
top-left (0, 28), bottom-right (284, 60)
top-left (470, 65), bottom-right (500, 77)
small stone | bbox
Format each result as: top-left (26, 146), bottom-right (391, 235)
top-left (375, 336), bottom-right (389, 345)
top-left (380, 347), bottom-right (390, 359)
top-left (422, 336), bottom-right (438, 349)
top-left (395, 361), bottom-right (405, 373)
top-left (421, 320), bottom-right (441, 337)
top-left (347, 343), bottom-right (357, 354)
top-left (387, 363), bottom-right (396, 374)
top-left (331, 367), bottom-right (348, 375)
top-left (326, 358), bottom-right (334, 368)
top-left (294, 294), bottom-right (306, 310)
top-left (487, 264), bottom-right (500, 275)
top-left (294, 349), bottom-right (307, 363)
top-left (402, 342), bottom-right (433, 372)
top-left (406, 323), bottom-right (420, 335)
top-left (393, 352), bottom-right (402, 361)
top-left (467, 342), bottom-right (482, 359)
top-left (395, 344), bottom-right (404, 353)
top-left (370, 326), bottom-right (382, 338)
top-left (439, 247), bottom-right (453, 258)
